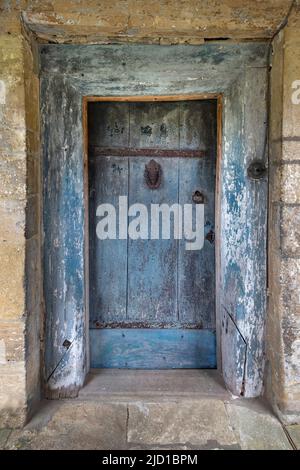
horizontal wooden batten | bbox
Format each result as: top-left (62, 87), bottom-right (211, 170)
top-left (89, 147), bottom-right (207, 158)
top-left (90, 329), bottom-right (216, 369)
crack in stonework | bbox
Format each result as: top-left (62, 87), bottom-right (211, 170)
top-left (282, 425), bottom-right (298, 450)
top-left (271, 0), bottom-right (296, 40)
top-left (125, 406), bottom-right (129, 444)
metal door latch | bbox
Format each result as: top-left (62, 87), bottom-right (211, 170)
top-left (192, 190), bottom-right (205, 204)
top-left (206, 230), bottom-right (215, 244)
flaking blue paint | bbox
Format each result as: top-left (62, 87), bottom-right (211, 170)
top-left (90, 329), bottom-right (216, 369)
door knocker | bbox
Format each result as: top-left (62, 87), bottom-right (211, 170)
top-left (144, 159), bottom-right (162, 189)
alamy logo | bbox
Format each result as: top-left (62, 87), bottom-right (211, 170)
top-left (95, 196), bottom-right (204, 251)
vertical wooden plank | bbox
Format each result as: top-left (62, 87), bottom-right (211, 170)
top-left (83, 97), bottom-right (90, 373)
top-left (215, 95), bottom-right (223, 373)
top-left (126, 102), bottom-right (181, 325)
top-left (127, 156), bottom-right (179, 325)
top-left (221, 67), bottom-right (268, 397)
top-left (221, 76), bottom-right (247, 396)
top-left (89, 155), bottom-right (128, 326)
top-left (88, 102), bottom-right (129, 148)
top-left (180, 100), bottom-right (217, 150)
top-left (42, 76), bottom-right (86, 398)
top-left (242, 67), bottom-right (268, 396)
top-left (178, 100), bottom-right (217, 328)
top-left (178, 157), bottom-right (216, 328)
top-left (129, 102), bottom-right (180, 149)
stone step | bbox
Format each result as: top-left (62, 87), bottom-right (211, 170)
top-left (2, 370), bottom-right (293, 450)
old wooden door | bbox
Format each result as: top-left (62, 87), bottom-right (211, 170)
top-left (88, 100), bottom-right (217, 368)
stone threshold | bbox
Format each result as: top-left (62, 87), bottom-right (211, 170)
top-left (0, 370), bottom-right (297, 450)
top-left (80, 369), bottom-right (231, 401)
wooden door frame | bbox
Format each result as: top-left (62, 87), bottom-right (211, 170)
top-left (83, 94), bottom-right (223, 370)
top-left (40, 43), bottom-right (268, 399)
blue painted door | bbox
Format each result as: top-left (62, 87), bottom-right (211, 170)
top-left (88, 101), bottom-right (217, 368)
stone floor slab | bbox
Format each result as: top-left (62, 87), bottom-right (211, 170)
top-left (127, 399), bottom-right (240, 449)
top-left (225, 401), bottom-right (292, 450)
top-left (0, 429), bottom-right (11, 449)
top-left (285, 424), bottom-right (300, 449)
top-left (6, 402), bottom-right (128, 450)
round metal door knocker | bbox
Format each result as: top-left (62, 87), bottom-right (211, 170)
top-left (247, 160), bottom-right (267, 180)
top-left (144, 159), bottom-right (162, 189)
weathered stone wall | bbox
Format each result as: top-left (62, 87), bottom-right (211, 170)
top-left (0, 12), bottom-right (27, 427)
top-left (0, 3), bottom-right (42, 427)
top-left (268, 3), bottom-right (300, 424)
top-left (0, 0), bottom-right (299, 426)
